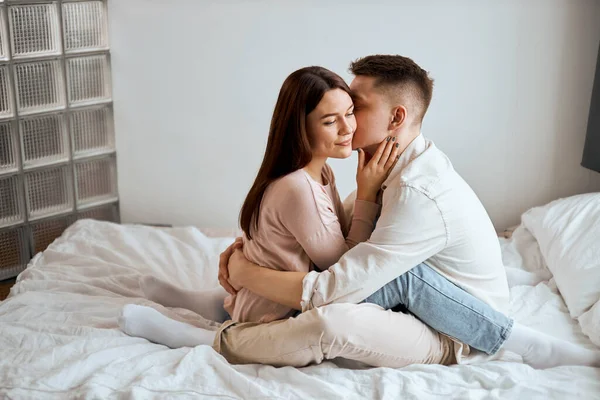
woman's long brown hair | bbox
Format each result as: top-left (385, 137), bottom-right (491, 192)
top-left (240, 66), bottom-right (351, 239)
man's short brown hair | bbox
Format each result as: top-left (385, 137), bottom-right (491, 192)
top-left (350, 55), bottom-right (434, 123)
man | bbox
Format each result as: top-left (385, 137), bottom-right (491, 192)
top-left (217, 55), bottom-right (600, 369)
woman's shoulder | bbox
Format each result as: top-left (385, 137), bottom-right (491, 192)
top-left (262, 169), bottom-right (313, 205)
top-left (269, 169), bottom-right (310, 193)
top-left (265, 168), bottom-right (339, 226)
top-left (266, 169), bottom-right (329, 207)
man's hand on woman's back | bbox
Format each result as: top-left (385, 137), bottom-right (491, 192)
top-left (218, 237), bottom-right (243, 295)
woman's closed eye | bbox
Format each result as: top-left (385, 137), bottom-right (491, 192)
top-left (324, 107), bottom-right (353, 125)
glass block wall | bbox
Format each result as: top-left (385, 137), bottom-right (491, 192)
top-left (0, 0), bottom-right (119, 280)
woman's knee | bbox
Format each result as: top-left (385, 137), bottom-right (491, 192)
top-left (313, 303), bottom-right (374, 339)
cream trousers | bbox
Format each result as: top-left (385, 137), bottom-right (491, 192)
top-left (213, 303), bottom-right (456, 368)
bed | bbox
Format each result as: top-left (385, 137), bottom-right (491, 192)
top-left (1, 210), bottom-right (599, 399)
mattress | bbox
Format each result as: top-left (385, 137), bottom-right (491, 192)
top-left (0, 220), bottom-right (598, 399)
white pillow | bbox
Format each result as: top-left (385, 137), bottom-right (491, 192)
top-left (521, 193), bottom-right (600, 319)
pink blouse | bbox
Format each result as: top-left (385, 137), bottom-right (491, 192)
top-left (224, 164), bottom-right (380, 323)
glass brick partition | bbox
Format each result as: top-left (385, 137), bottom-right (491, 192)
top-left (0, 0), bottom-right (118, 280)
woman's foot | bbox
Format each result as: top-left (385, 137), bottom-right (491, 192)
top-left (118, 304), bottom-right (216, 348)
top-left (141, 276), bottom-right (229, 322)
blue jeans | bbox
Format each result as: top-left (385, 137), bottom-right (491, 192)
top-left (362, 263), bottom-right (513, 355)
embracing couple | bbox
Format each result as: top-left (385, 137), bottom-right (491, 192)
top-left (120, 55), bottom-right (600, 369)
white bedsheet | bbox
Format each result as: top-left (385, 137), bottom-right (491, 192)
top-left (0, 221), bottom-right (599, 399)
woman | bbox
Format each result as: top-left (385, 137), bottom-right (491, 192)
top-left (119, 66), bottom-right (456, 366)
top-left (225, 67), bottom-right (402, 324)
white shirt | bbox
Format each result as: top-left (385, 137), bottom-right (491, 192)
top-left (301, 134), bottom-right (510, 314)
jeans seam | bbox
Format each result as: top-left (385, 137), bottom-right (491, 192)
top-left (488, 329), bottom-right (505, 355)
top-left (407, 270), bottom-right (507, 331)
top-left (489, 317), bottom-right (514, 354)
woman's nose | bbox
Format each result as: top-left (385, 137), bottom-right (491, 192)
top-left (340, 119), bottom-right (354, 135)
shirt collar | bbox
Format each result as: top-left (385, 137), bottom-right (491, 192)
top-left (382, 133), bottom-right (426, 188)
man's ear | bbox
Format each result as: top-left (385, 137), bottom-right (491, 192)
top-left (389, 105), bottom-right (407, 130)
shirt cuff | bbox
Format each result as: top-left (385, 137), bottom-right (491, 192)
top-left (300, 270), bottom-right (320, 312)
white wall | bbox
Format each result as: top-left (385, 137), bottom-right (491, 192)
top-left (108, 0), bottom-right (600, 230)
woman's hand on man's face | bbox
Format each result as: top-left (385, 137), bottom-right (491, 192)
top-left (355, 136), bottom-right (401, 203)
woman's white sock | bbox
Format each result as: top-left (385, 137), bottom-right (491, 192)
top-left (502, 322), bottom-right (600, 369)
top-left (141, 276), bottom-right (229, 323)
top-left (119, 304), bottom-right (216, 348)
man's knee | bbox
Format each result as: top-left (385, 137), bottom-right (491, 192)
top-left (364, 275), bottom-right (408, 310)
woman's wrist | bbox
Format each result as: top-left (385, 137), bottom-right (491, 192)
top-left (356, 189), bottom-right (377, 203)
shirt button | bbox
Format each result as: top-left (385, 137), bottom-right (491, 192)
top-left (382, 185), bottom-right (387, 190)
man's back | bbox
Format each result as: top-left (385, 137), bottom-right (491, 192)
top-left (398, 136), bottom-right (510, 312)
top-left (301, 134), bottom-right (510, 314)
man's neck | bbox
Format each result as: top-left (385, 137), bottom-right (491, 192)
top-left (395, 128), bottom-right (421, 155)
top-left (365, 127), bottom-right (421, 160)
